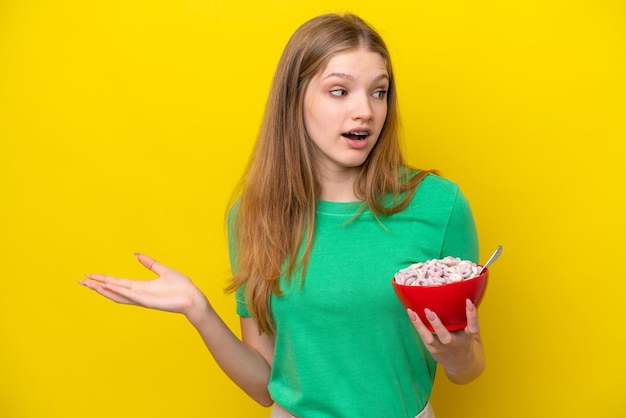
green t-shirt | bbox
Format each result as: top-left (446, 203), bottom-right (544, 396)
top-left (232, 174), bottom-right (479, 417)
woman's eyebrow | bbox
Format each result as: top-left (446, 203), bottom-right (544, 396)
top-left (322, 72), bottom-right (355, 81)
top-left (322, 73), bottom-right (389, 82)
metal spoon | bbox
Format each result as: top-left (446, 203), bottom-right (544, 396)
top-left (478, 245), bottom-right (503, 274)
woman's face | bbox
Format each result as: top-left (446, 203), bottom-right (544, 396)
top-left (303, 47), bottom-right (389, 178)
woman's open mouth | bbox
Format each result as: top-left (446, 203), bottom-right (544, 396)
top-left (341, 130), bottom-right (370, 141)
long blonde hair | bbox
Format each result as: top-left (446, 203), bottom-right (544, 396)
top-left (226, 13), bottom-right (432, 335)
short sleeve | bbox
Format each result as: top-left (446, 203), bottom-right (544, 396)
top-left (441, 188), bottom-right (479, 262)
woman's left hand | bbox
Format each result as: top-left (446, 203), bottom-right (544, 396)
top-left (407, 299), bottom-right (485, 384)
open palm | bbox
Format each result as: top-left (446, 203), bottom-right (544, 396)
top-left (80, 253), bottom-right (206, 317)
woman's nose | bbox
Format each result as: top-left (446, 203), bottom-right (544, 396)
top-left (351, 94), bottom-right (373, 120)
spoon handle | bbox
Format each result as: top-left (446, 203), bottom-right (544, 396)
top-left (478, 245), bottom-right (503, 274)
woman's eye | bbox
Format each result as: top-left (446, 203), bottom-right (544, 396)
top-left (330, 89), bottom-right (348, 97)
top-left (373, 90), bottom-right (387, 99)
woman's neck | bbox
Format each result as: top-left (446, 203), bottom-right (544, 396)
top-left (317, 168), bottom-right (361, 202)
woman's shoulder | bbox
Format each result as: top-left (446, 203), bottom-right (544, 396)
top-left (401, 172), bottom-right (473, 229)
top-left (414, 172), bottom-right (460, 197)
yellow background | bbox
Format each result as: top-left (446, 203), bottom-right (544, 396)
top-left (1, 0), bottom-right (624, 417)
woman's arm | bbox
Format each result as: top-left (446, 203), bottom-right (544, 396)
top-left (188, 302), bottom-right (274, 406)
top-left (185, 300), bottom-right (275, 405)
top-left (80, 253), bottom-right (274, 405)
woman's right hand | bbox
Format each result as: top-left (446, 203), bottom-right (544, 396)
top-left (79, 253), bottom-right (210, 321)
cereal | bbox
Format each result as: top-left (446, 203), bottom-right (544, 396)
top-left (393, 256), bottom-right (480, 286)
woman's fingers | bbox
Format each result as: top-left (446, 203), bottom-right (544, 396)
top-left (81, 270), bottom-right (149, 305)
top-left (407, 308), bottom-right (462, 346)
top-left (407, 309), bottom-right (436, 344)
top-left (81, 275), bottom-right (158, 307)
top-left (84, 273), bottom-right (136, 289)
top-left (423, 309), bottom-right (453, 344)
top-left (464, 299), bottom-right (480, 335)
top-left (79, 278), bottom-right (136, 305)
top-left (134, 253), bottom-right (168, 276)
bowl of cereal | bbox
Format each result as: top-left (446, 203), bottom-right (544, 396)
top-left (392, 256), bottom-right (488, 332)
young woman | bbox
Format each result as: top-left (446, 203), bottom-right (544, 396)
top-left (80, 13), bottom-right (484, 418)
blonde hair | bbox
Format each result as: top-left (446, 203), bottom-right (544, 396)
top-left (226, 13), bottom-right (433, 335)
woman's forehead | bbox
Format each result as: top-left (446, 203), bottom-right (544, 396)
top-left (315, 48), bottom-right (388, 81)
